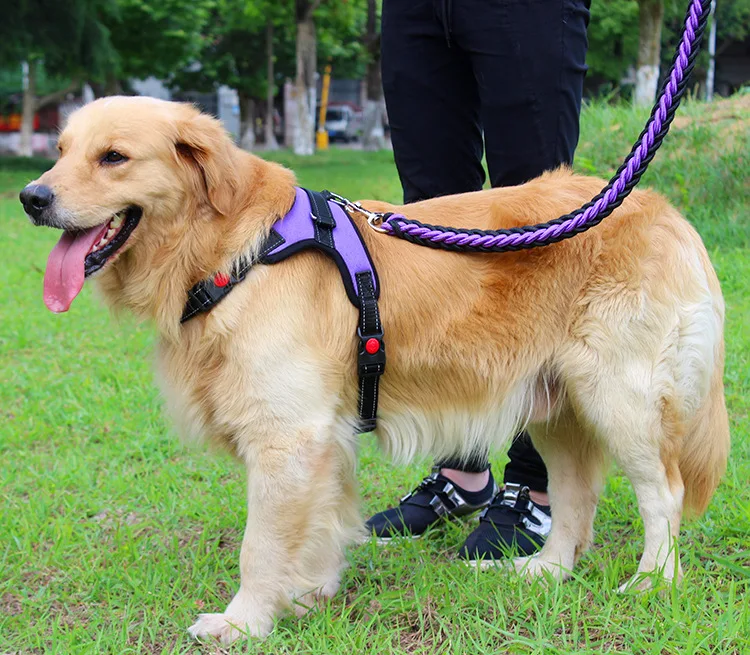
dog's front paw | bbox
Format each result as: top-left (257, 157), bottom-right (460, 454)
top-left (617, 569), bottom-right (681, 593)
top-left (292, 576), bottom-right (343, 618)
top-left (188, 612), bottom-right (271, 645)
top-left (512, 555), bottom-right (571, 581)
top-left (617, 576), bottom-right (654, 594)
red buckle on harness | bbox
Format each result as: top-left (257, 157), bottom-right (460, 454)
top-left (213, 272), bottom-right (230, 287)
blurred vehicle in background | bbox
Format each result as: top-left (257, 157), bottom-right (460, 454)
top-left (324, 103), bottom-right (363, 143)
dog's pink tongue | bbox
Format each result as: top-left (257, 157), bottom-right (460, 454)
top-left (43, 225), bottom-right (107, 313)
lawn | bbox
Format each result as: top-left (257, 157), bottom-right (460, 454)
top-left (0, 95), bottom-right (748, 655)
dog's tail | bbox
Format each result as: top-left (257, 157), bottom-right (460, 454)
top-left (678, 346), bottom-right (730, 516)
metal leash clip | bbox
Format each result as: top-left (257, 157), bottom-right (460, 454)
top-left (324, 190), bottom-right (390, 233)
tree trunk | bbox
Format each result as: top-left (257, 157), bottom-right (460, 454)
top-left (634, 0), bottom-right (664, 106)
top-left (265, 21), bottom-right (279, 150)
top-left (20, 60), bottom-right (37, 158)
top-left (362, 99), bottom-right (385, 150)
top-left (239, 94), bottom-right (256, 151)
top-left (104, 71), bottom-right (123, 96)
top-left (89, 75), bottom-right (121, 99)
top-left (705, 0), bottom-right (717, 101)
top-left (293, 3), bottom-right (317, 156)
top-left (362, 0), bottom-right (385, 150)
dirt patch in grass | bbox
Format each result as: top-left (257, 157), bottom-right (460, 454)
top-left (1, 592), bottom-right (23, 616)
top-left (671, 94), bottom-right (750, 151)
top-left (125, 633), bottom-right (189, 655)
top-left (50, 599), bottom-right (91, 629)
top-left (673, 94), bottom-right (750, 129)
top-left (396, 595), bottom-right (448, 654)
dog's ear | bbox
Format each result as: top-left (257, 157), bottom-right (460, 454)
top-left (175, 110), bottom-right (239, 217)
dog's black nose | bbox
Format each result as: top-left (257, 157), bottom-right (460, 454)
top-left (20, 184), bottom-right (55, 220)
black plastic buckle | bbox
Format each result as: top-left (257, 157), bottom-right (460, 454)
top-left (196, 279), bottom-right (232, 306)
top-left (512, 485), bottom-right (532, 512)
top-left (357, 328), bottom-right (386, 378)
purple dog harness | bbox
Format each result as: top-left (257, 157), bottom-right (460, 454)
top-left (181, 188), bottom-right (386, 433)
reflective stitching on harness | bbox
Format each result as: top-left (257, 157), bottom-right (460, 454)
top-left (370, 376), bottom-right (378, 421)
top-left (261, 232), bottom-right (284, 257)
top-left (357, 274), bottom-right (380, 333)
top-left (359, 375), bottom-right (366, 417)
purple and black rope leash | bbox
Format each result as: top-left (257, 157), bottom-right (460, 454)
top-left (332, 0), bottom-right (712, 254)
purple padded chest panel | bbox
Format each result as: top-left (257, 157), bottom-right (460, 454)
top-left (259, 187), bottom-right (379, 306)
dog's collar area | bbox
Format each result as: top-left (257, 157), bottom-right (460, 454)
top-left (181, 188), bottom-right (385, 434)
top-left (181, 258), bottom-right (253, 323)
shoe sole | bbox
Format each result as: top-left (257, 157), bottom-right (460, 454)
top-left (462, 558), bottom-right (510, 570)
top-left (354, 532), bottom-right (424, 546)
top-left (374, 533), bottom-right (423, 545)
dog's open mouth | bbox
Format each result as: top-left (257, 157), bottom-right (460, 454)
top-left (43, 206), bottom-right (142, 313)
top-left (83, 206), bottom-right (142, 277)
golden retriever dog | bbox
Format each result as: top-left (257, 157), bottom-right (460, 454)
top-left (20, 97), bottom-right (729, 644)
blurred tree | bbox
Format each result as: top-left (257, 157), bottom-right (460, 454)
top-left (664, 0), bottom-right (750, 44)
top-left (292, 0), bottom-right (320, 155)
top-left (361, 0), bottom-right (385, 150)
top-left (0, 0), bottom-right (116, 155)
top-left (169, 0), bottom-right (365, 151)
top-left (169, 0), bottom-right (296, 149)
top-left (663, 0), bottom-right (750, 96)
top-left (292, 0), bottom-right (367, 154)
top-left (587, 0), bottom-right (750, 98)
top-left (101, 0), bottom-right (214, 94)
top-left (0, 0), bottom-right (214, 154)
top-left (265, 21), bottom-right (280, 150)
top-left (635, 0), bottom-right (665, 105)
top-left (587, 0), bottom-right (639, 89)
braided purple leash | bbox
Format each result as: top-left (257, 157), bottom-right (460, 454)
top-left (378, 0), bottom-right (712, 253)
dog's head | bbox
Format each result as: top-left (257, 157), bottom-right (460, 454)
top-left (19, 96), bottom-right (242, 314)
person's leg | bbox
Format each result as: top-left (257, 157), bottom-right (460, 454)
top-left (504, 431), bottom-right (549, 503)
top-left (459, 0), bottom-right (590, 187)
top-left (452, 0), bottom-right (590, 561)
top-left (381, 0), bottom-right (485, 203)
top-left (366, 0), bottom-right (496, 540)
top-left (435, 452), bottom-right (491, 491)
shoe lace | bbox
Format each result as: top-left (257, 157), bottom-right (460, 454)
top-left (399, 469), bottom-right (469, 516)
top-left (479, 483), bottom-right (534, 523)
top-left (399, 470), bottom-right (441, 503)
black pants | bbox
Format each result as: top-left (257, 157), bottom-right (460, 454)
top-left (381, 0), bottom-right (590, 491)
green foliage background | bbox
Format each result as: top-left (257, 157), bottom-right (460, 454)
top-left (1, 0), bottom-right (749, 109)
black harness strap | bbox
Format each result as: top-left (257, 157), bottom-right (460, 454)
top-left (356, 271), bottom-right (385, 433)
top-left (181, 257), bottom-right (253, 323)
top-left (306, 188), bottom-right (336, 249)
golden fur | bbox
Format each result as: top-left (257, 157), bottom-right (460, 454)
top-left (30, 97), bottom-right (729, 644)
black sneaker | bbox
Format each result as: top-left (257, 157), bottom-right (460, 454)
top-left (365, 468), bottom-right (498, 542)
top-left (458, 483), bottom-right (552, 566)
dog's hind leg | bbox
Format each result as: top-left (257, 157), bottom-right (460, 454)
top-left (609, 414), bottom-right (685, 591)
top-left (188, 429), bottom-right (358, 645)
top-left (512, 406), bottom-right (607, 580)
top-left (565, 358), bottom-right (685, 591)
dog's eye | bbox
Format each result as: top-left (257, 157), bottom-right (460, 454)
top-left (101, 151), bottom-right (128, 165)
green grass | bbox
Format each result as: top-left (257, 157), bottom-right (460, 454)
top-left (1, 96), bottom-right (748, 654)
